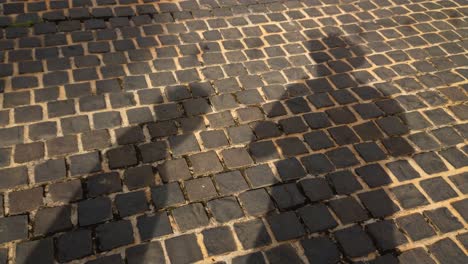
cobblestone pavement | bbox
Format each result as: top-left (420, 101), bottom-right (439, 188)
top-left (0, 0), bottom-right (467, 263)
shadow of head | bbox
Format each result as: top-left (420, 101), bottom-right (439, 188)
top-left (9, 19), bottom-right (466, 264)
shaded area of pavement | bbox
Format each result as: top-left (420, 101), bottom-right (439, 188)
top-left (0, 0), bottom-right (467, 264)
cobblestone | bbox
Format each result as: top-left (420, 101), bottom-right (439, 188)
top-left (203, 226), bottom-right (237, 256)
top-left (56, 229), bottom-right (93, 262)
top-left (396, 213), bottom-right (436, 242)
top-left (234, 219), bottom-right (272, 250)
top-left (0, 0), bottom-right (467, 262)
top-left (165, 234), bottom-right (203, 264)
top-left (34, 205), bottom-right (72, 236)
top-left (335, 225), bottom-right (375, 258)
top-left (78, 197), bottom-right (112, 226)
top-left (126, 242), bottom-right (165, 264)
top-left (136, 212), bottom-right (172, 241)
top-left (0, 215), bottom-right (28, 244)
top-left (96, 220), bottom-right (134, 251)
top-left (8, 187), bottom-right (43, 215)
top-left (15, 238), bottom-right (55, 264)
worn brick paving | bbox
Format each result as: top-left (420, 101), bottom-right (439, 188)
top-left (0, 0), bottom-right (467, 263)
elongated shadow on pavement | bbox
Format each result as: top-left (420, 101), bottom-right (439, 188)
top-left (4, 10), bottom-right (466, 264)
top-left (11, 33), bottom-right (393, 264)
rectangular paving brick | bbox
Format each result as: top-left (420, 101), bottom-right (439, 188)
top-left (137, 212), bottom-right (173, 241)
top-left (0, 166), bottom-right (28, 190)
top-left (34, 205), bottom-right (73, 236)
top-left (0, 215), bottom-right (28, 243)
top-left (96, 220), bottom-right (134, 251)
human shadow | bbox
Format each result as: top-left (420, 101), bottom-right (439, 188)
top-left (11, 35), bottom-right (406, 263)
top-left (0, 2), bottom-right (467, 264)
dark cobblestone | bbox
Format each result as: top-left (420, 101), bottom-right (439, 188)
top-left (8, 187), bottom-right (43, 215)
top-left (0, 126), bottom-right (24, 147)
top-left (173, 203), bottom-right (210, 231)
top-left (270, 183), bottom-right (306, 210)
top-left (86, 172), bottom-right (122, 197)
top-left (78, 197), bottom-right (112, 226)
top-left (0, 166), bottom-right (28, 190)
top-left (301, 237), bottom-right (340, 264)
top-left (151, 182), bottom-right (185, 210)
top-left (189, 151), bottom-right (223, 175)
top-left (124, 165), bottom-right (154, 190)
top-left (391, 184), bottom-right (429, 209)
top-left (96, 220), bottom-right (134, 251)
top-left (34, 205), bottom-right (72, 236)
top-left (165, 234), bottom-right (203, 264)
top-left (300, 178), bottom-right (333, 202)
top-left (137, 212), bottom-right (172, 241)
top-left (16, 238), bottom-right (54, 264)
top-left (49, 179), bottom-right (83, 203)
top-left (398, 248), bottom-right (438, 264)
top-left (367, 220), bottom-right (409, 251)
top-left (107, 145), bottom-right (138, 169)
top-left (47, 135), bottom-right (79, 156)
top-left (14, 142), bottom-right (44, 163)
top-left (359, 189), bottom-right (399, 218)
top-left (267, 211), bottom-right (305, 241)
top-left (274, 158), bottom-right (306, 181)
top-left (82, 129), bottom-right (111, 151)
top-left (57, 229), bottom-right (93, 262)
top-left (70, 152), bottom-right (101, 176)
top-left (232, 252), bottom-right (265, 264)
top-left (451, 192), bottom-right (466, 217)
top-left (335, 225), bottom-right (375, 257)
top-left (86, 254), bottom-right (124, 264)
top-left (115, 191), bottom-right (148, 217)
top-left (203, 226), bottom-right (237, 256)
top-left (424, 207), bottom-right (463, 233)
top-left (234, 219), bottom-right (271, 250)
top-left (420, 177), bottom-right (457, 202)
top-left (327, 170), bottom-right (362, 195)
top-left (397, 213), bottom-right (436, 241)
top-left (355, 164), bottom-right (392, 188)
top-left (126, 242), bottom-right (165, 264)
top-left (0, 215), bottom-right (28, 244)
top-left (329, 197), bottom-right (369, 224)
top-left (239, 189), bottom-right (274, 216)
